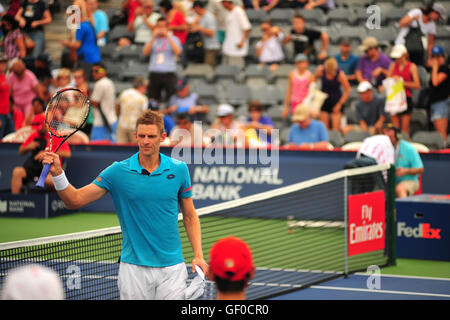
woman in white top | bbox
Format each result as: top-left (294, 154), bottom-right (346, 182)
top-left (395, 2), bottom-right (447, 66)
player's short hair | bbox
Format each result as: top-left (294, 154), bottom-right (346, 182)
top-left (136, 110), bottom-right (164, 134)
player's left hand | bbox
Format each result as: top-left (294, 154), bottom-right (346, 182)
top-left (192, 257), bottom-right (209, 279)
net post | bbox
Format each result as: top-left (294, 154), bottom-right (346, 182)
top-left (344, 175), bottom-right (349, 278)
top-left (388, 164), bottom-right (397, 266)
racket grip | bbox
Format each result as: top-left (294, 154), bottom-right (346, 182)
top-left (36, 163), bottom-right (51, 188)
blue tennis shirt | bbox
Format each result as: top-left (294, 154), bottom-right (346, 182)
top-left (93, 152), bottom-right (193, 267)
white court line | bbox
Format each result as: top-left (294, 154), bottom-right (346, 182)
top-left (310, 285), bottom-right (450, 298)
top-left (355, 272), bottom-right (450, 282)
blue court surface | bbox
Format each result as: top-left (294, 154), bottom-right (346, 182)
top-left (269, 273), bottom-right (450, 300)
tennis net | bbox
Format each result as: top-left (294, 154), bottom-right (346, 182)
top-left (0, 164), bottom-right (396, 300)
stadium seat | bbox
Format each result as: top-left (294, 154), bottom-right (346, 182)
top-left (435, 25), bottom-right (450, 41)
top-left (250, 85), bottom-right (283, 107)
top-left (328, 130), bottom-right (345, 148)
top-left (382, 7), bottom-right (408, 26)
top-left (416, 65), bottom-right (429, 89)
top-left (343, 130), bottom-right (371, 143)
top-left (410, 109), bottom-right (429, 137)
top-left (327, 7), bottom-right (357, 26)
top-left (297, 9), bottom-right (327, 26)
top-left (412, 131), bottom-right (446, 150)
top-left (246, 9), bottom-right (270, 24)
top-left (103, 60), bottom-right (124, 81)
top-left (108, 25), bottom-right (134, 43)
top-left (195, 83), bottom-right (220, 105)
top-left (269, 9), bottom-right (295, 26)
top-left (119, 61), bottom-right (148, 81)
top-left (114, 81), bottom-right (131, 97)
top-left (280, 127), bottom-right (290, 145)
top-left (111, 44), bottom-right (144, 62)
top-left (213, 64), bottom-right (240, 86)
top-left (222, 83), bottom-right (251, 107)
top-left (182, 63), bottom-right (214, 82)
top-left (243, 64), bottom-right (270, 90)
top-left (332, 26), bottom-right (367, 46)
top-left (366, 26), bottom-right (398, 48)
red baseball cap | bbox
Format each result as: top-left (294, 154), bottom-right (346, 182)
top-left (209, 236), bottom-right (254, 281)
top-left (31, 113), bottom-right (45, 130)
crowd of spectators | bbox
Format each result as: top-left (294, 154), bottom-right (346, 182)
top-left (0, 0), bottom-right (449, 152)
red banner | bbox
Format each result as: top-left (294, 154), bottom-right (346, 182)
top-left (348, 190), bottom-right (385, 256)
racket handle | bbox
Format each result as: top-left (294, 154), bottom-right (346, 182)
top-left (36, 163), bottom-right (51, 188)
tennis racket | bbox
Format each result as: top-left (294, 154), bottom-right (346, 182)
top-left (36, 88), bottom-right (90, 188)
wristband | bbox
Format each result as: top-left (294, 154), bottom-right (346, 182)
top-left (51, 171), bottom-right (69, 191)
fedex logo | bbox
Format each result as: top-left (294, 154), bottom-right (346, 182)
top-left (397, 222), bottom-right (441, 239)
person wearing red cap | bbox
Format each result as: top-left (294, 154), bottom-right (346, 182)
top-left (208, 236), bottom-right (255, 300)
top-left (11, 111), bottom-right (71, 193)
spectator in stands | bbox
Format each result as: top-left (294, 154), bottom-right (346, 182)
top-left (51, 68), bottom-right (73, 96)
top-left (255, 20), bottom-right (284, 71)
top-left (191, 1), bottom-right (220, 68)
top-left (14, 0), bottom-right (52, 58)
top-left (282, 53), bottom-right (314, 120)
top-left (251, 0), bottom-right (279, 12)
top-left (143, 18), bottom-right (182, 104)
top-left (23, 97), bottom-right (44, 127)
top-left (73, 68), bottom-right (93, 137)
top-left (207, 0), bottom-right (243, 45)
top-left (300, 0), bottom-right (334, 12)
top-left (90, 62), bottom-right (118, 142)
top-left (429, 45), bottom-right (450, 142)
top-left (314, 57), bottom-right (351, 132)
top-left (386, 44), bottom-right (421, 136)
top-left (165, 77), bottom-right (209, 121)
top-left (148, 98), bottom-right (175, 136)
top-left (7, 59), bottom-right (45, 120)
top-left (342, 81), bottom-right (387, 136)
top-left (130, 0), bottom-right (160, 45)
top-left (221, 0), bottom-right (251, 70)
top-left (169, 112), bottom-right (204, 146)
top-left (61, 8), bottom-right (101, 80)
top-left (86, 0), bottom-right (109, 47)
top-left (355, 37), bottom-right (391, 89)
top-left (395, 2), bottom-right (447, 67)
top-left (1, 264), bottom-right (64, 300)
top-left (116, 77), bottom-right (149, 144)
top-left (208, 103), bottom-right (246, 147)
top-left (282, 14), bottom-right (329, 65)
top-left (121, 0), bottom-right (144, 27)
top-left (1, 14), bottom-right (26, 60)
top-left (29, 54), bottom-right (52, 102)
top-left (382, 122), bottom-right (424, 198)
top-left (245, 100), bottom-right (274, 145)
top-left (0, 55), bottom-right (12, 139)
top-left (286, 104), bottom-right (329, 149)
top-left (6, 0), bottom-right (22, 17)
top-left (208, 236), bottom-right (255, 300)
top-left (159, 0), bottom-right (188, 45)
top-left (11, 111), bottom-right (71, 193)
top-left (10, 98), bottom-right (24, 131)
top-left (334, 37), bottom-right (359, 85)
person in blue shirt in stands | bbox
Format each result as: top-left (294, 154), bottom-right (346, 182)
top-left (143, 17), bottom-right (182, 104)
top-left (334, 37), bottom-right (359, 85)
top-left (382, 122), bottom-right (424, 198)
top-left (41, 110), bottom-right (208, 300)
top-left (245, 100), bottom-right (274, 144)
top-left (286, 104), bottom-right (329, 149)
top-left (165, 78), bottom-right (209, 122)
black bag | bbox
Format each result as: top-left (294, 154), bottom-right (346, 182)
top-left (184, 32), bottom-right (204, 63)
top-left (404, 25), bottom-right (425, 65)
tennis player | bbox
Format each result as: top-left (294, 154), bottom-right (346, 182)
top-left (41, 110), bottom-right (208, 299)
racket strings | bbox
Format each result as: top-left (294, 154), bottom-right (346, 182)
top-left (47, 89), bottom-right (90, 137)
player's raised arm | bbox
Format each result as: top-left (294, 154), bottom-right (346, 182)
top-left (42, 151), bottom-right (107, 210)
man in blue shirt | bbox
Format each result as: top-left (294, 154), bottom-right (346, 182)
top-left (286, 104), bottom-right (329, 149)
top-left (42, 110), bottom-right (208, 299)
top-left (143, 18), bottom-right (182, 104)
top-left (383, 123), bottom-right (424, 198)
top-left (334, 37), bottom-right (359, 85)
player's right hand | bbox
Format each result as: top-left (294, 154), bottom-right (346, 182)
top-left (42, 149), bottom-right (63, 176)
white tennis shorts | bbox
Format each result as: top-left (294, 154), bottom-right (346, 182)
top-left (118, 262), bottom-right (188, 300)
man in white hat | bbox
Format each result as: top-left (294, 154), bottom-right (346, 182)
top-left (342, 81), bottom-right (387, 136)
top-left (209, 103), bottom-right (246, 147)
top-left (286, 104), bottom-right (329, 149)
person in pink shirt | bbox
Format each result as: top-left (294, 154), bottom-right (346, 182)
top-left (282, 53), bottom-right (314, 119)
top-left (7, 59), bottom-right (45, 119)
